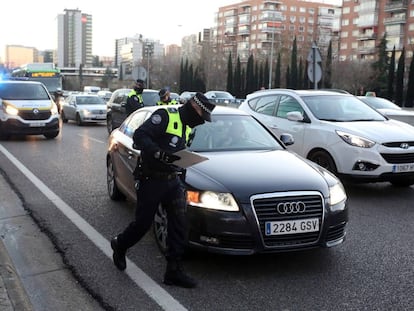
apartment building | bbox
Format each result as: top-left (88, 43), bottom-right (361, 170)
top-left (340, 0), bottom-right (414, 61)
top-left (213, 0), bottom-right (341, 63)
top-left (57, 9), bottom-right (93, 68)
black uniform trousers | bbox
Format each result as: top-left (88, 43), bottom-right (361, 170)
top-left (117, 176), bottom-right (188, 260)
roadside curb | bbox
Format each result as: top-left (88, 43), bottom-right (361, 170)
top-left (0, 235), bottom-right (33, 311)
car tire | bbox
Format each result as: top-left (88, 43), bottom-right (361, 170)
top-left (107, 115), bottom-right (113, 134)
top-left (61, 111), bottom-right (68, 123)
top-left (44, 131), bottom-right (59, 139)
top-left (76, 114), bottom-right (83, 126)
top-left (107, 157), bottom-right (126, 201)
top-left (308, 150), bottom-right (337, 175)
top-left (153, 204), bottom-right (168, 255)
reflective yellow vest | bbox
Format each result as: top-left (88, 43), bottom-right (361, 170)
top-left (165, 108), bottom-right (191, 142)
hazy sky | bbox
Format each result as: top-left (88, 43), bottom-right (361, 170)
top-left (1, 0), bottom-right (342, 60)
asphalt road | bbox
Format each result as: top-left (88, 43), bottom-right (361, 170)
top-left (0, 121), bottom-right (413, 311)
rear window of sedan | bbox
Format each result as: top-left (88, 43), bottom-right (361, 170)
top-left (75, 96), bottom-right (105, 105)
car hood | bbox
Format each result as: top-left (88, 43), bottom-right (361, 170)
top-left (186, 150), bottom-right (331, 203)
top-left (336, 120), bottom-right (414, 142)
top-left (76, 104), bottom-right (107, 110)
top-left (377, 108), bottom-right (414, 116)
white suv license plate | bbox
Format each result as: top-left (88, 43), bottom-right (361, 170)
top-left (265, 218), bottom-right (319, 236)
top-left (393, 163), bottom-right (414, 173)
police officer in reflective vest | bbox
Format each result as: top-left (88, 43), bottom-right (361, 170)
top-left (126, 79), bottom-right (144, 116)
top-left (157, 88), bottom-right (178, 106)
top-left (111, 92), bottom-right (215, 288)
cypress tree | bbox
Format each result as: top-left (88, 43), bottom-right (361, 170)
top-left (290, 37), bottom-right (298, 89)
top-left (324, 40), bottom-right (333, 88)
top-left (405, 52), bottom-right (414, 107)
top-left (226, 53), bottom-right (233, 94)
top-left (387, 46), bottom-right (396, 101)
top-left (234, 56), bottom-right (242, 99)
top-left (245, 55), bottom-right (255, 94)
top-left (274, 53), bottom-right (281, 88)
top-left (395, 47), bottom-right (405, 106)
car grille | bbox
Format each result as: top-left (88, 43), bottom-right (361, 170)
top-left (382, 141), bottom-right (414, 148)
top-left (19, 110), bottom-right (51, 120)
top-left (381, 152), bottom-right (414, 164)
top-left (91, 109), bottom-right (105, 114)
top-left (252, 192), bottom-right (323, 248)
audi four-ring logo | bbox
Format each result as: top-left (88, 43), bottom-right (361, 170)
top-left (277, 201), bottom-right (306, 214)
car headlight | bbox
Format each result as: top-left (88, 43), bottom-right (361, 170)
top-left (329, 183), bottom-right (347, 211)
top-left (187, 190), bottom-right (239, 211)
top-left (336, 130), bottom-right (375, 148)
top-left (81, 109), bottom-right (91, 116)
top-left (4, 103), bottom-right (19, 116)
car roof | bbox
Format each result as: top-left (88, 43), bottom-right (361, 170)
top-left (0, 80), bottom-right (43, 86)
top-left (135, 104), bottom-right (247, 116)
top-left (247, 88), bottom-right (353, 99)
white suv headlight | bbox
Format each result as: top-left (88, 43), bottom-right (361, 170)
top-left (336, 130), bottom-right (375, 148)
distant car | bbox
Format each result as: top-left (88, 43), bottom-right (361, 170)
top-left (97, 90), bottom-right (113, 103)
top-left (205, 90), bottom-right (238, 107)
top-left (61, 93), bottom-right (106, 126)
top-left (0, 80), bottom-right (60, 139)
top-left (179, 91), bottom-right (196, 103)
top-left (170, 92), bottom-right (180, 101)
top-left (357, 96), bottom-right (414, 127)
top-left (239, 89), bottom-right (414, 186)
top-left (106, 105), bottom-right (348, 255)
top-left (106, 88), bottom-right (159, 134)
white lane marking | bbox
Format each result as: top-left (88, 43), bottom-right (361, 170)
top-left (76, 134), bottom-right (105, 144)
top-left (0, 144), bottom-right (187, 311)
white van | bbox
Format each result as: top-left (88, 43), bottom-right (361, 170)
top-left (83, 86), bottom-right (101, 93)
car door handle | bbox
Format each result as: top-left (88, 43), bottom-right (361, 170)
top-left (270, 124), bottom-right (278, 129)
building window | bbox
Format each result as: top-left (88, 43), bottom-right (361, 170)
top-left (290, 6), bottom-right (296, 12)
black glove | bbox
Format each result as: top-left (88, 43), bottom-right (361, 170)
top-left (154, 150), bottom-right (181, 164)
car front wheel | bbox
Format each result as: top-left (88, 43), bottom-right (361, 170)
top-left (153, 204), bottom-right (168, 254)
top-left (308, 150), bottom-right (337, 175)
top-left (107, 157), bottom-right (125, 201)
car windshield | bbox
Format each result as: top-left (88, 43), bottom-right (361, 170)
top-left (188, 114), bottom-right (284, 152)
top-left (0, 83), bottom-right (49, 100)
top-left (75, 96), bottom-right (104, 105)
top-left (361, 97), bottom-right (402, 110)
top-left (142, 91), bottom-right (159, 106)
top-left (301, 95), bottom-right (386, 122)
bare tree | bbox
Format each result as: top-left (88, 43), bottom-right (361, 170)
top-left (331, 60), bottom-right (373, 94)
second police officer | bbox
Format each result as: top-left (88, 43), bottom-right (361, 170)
top-left (157, 88), bottom-right (178, 106)
top-left (125, 79), bottom-right (145, 116)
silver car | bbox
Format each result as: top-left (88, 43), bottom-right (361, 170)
top-left (61, 93), bottom-right (107, 126)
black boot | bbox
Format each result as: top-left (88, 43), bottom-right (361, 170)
top-left (163, 260), bottom-right (197, 288)
top-left (111, 236), bottom-right (126, 271)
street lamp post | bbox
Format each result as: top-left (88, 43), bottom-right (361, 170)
top-left (268, 26), bottom-right (275, 89)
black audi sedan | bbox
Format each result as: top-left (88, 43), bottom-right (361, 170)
top-left (106, 105), bottom-right (348, 255)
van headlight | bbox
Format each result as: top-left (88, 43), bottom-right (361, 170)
top-left (4, 103), bottom-right (19, 116)
top-left (187, 190), bottom-right (239, 211)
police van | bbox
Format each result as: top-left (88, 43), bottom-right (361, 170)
top-left (0, 80), bottom-right (60, 139)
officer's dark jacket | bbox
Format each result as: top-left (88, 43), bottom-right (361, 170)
top-left (133, 107), bottom-right (191, 174)
top-left (126, 89), bottom-right (144, 116)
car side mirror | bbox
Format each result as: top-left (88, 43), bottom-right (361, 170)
top-left (287, 111), bottom-right (304, 122)
top-left (280, 133), bottom-right (294, 146)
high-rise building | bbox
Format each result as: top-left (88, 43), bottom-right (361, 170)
top-left (214, 0), bottom-right (341, 63)
top-left (57, 9), bottom-right (92, 68)
top-left (339, 0), bottom-right (414, 62)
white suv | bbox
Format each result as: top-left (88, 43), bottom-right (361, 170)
top-left (239, 89), bottom-right (414, 187)
top-left (0, 80), bottom-right (60, 139)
